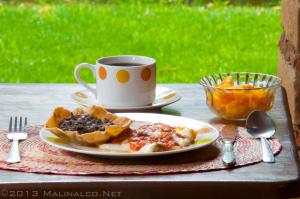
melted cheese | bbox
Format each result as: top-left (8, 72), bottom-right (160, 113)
top-left (172, 128), bottom-right (193, 148)
top-left (138, 143), bottom-right (158, 153)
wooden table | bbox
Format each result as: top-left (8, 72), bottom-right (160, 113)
top-left (0, 84), bottom-right (299, 199)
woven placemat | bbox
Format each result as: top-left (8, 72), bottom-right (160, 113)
top-left (0, 125), bottom-right (281, 175)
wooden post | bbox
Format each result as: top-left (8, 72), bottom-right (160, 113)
top-left (279, 0), bottom-right (300, 144)
top-left (281, 0), bottom-right (300, 51)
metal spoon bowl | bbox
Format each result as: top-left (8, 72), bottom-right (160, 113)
top-left (246, 110), bottom-right (276, 163)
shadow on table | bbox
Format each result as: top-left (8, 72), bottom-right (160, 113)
top-left (65, 144), bottom-right (220, 165)
top-left (112, 107), bottom-right (182, 116)
top-left (209, 117), bottom-right (245, 128)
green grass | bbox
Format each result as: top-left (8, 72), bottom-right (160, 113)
top-left (0, 2), bottom-right (281, 83)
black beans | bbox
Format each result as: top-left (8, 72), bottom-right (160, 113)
top-left (58, 114), bottom-right (114, 134)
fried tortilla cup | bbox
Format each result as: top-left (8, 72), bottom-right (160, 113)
top-left (45, 106), bottom-right (132, 145)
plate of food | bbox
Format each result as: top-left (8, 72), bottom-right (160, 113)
top-left (40, 106), bottom-right (219, 157)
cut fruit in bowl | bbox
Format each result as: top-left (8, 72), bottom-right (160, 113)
top-left (199, 72), bottom-right (281, 120)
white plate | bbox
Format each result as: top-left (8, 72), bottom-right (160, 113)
top-left (71, 86), bottom-right (181, 111)
top-left (40, 113), bottom-right (219, 158)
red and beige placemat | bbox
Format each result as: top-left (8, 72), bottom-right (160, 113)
top-left (0, 125), bottom-right (281, 175)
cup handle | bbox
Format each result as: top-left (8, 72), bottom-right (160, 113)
top-left (74, 63), bottom-right (97, 96)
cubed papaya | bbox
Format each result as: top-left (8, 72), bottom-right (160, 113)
top-left (225, 101), bottom-right (250, 118)
top-left (212, 93), bottom-right (226, 113)
top-left (249, 90), bottom-right (269, 111)
top-left (216, 76), bottom-right (234, 88)
top-left (214, 89), bottom-right (235, 104)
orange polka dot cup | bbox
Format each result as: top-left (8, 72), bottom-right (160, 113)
top-left (74, 55), bottom-right (156, 107)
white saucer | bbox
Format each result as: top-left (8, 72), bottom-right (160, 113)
top-left (71, 86), bottom-right (181, 112)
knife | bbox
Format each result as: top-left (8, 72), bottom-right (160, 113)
top-left (221, 124), bottom-right (238, 167)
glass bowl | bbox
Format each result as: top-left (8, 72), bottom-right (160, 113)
top-left (199, 72), bottom-right (281, 120)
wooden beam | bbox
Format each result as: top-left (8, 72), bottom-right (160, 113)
top-left (281, 0), bottom-right (300, 51)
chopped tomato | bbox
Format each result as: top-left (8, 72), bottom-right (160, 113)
top-left (112, 123), bottom-right (180, 152)
top-left (130, 142), bottom-right (146, 151)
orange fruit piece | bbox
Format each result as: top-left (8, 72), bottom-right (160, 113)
top-left (231, 84), bottom-right (254, 89)
top-left (249, 90), bottom-right (273, 111)
top-left (225, 101), bottom-right (250, 119)
top-left (216, 76), bottom-right (234, 88)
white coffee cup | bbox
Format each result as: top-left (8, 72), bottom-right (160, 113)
top-left (74, 55), bottom-right (156, 107)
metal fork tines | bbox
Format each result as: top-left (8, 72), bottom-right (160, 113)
top-left (6, 116), bottom-right (28, 163)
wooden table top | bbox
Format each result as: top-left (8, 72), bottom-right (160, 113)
top-left (0, 83), bottom-right (299, 199)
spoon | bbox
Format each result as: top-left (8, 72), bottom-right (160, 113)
top-left (246, 110), bottom-right (275, 163)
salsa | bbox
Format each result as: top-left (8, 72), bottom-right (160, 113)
top-left (111, 123), bottom-right (184, 151)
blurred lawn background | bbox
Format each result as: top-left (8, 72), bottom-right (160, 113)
top-left (0, 0), bottom-right (281, 83)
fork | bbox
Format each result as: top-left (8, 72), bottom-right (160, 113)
top-left (6, 116), bottom-right (28, 163)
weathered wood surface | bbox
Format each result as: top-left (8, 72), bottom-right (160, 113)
top-left (282, 0), bottom-right (300, 51)
top-left (0, 84), bottom-right (298, 199)
top-left (278, 51), bottom-right (300, 127)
